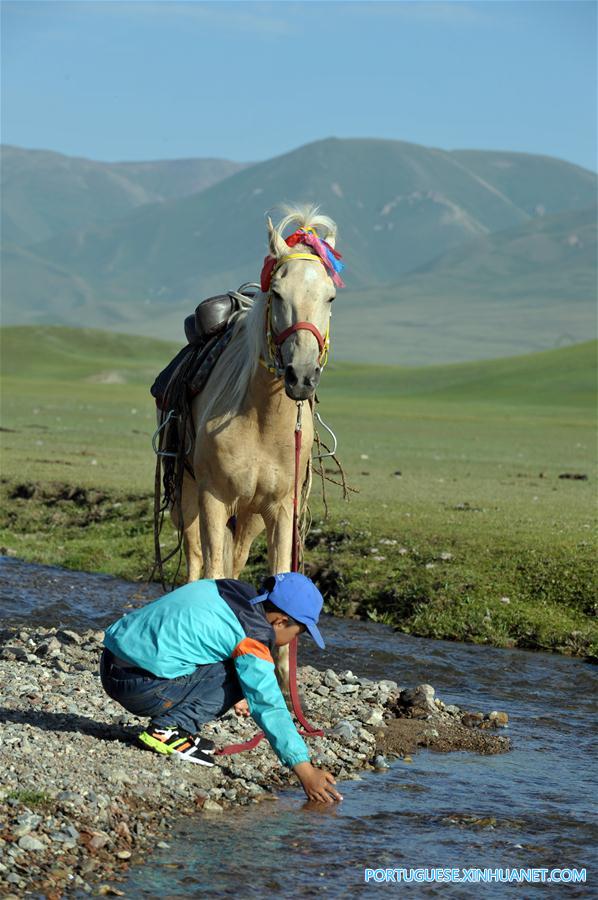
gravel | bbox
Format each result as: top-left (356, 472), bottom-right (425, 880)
top-left (0, 625), bottom-right (509, 896)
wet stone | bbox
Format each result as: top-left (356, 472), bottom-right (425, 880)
top-left (400, 684), bottom-right (437, 715)
top-left (202, 799), bottom-right (223, 813)
top-left (488, 711), bottom-right (509, 727)
top-left (0, 620), bottom-right (511, 898)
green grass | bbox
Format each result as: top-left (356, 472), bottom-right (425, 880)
top-left (1, 326), bottom-right (596, 656)
top-left (6, 789), bottom-right (53, 808)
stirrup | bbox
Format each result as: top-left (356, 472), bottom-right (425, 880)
top-left (151, 409), bottom-right (192, 458)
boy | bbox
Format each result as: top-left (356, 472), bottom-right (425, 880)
top-left (100, 572), bottom-right (342, 804)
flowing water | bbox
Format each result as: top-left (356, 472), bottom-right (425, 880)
top-left (1, 557), bottom-right (596, 897)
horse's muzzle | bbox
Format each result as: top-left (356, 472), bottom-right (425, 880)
top-left (284, 363), bottom-right (321, 401)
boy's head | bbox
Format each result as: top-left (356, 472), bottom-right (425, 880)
top-left (262, 600), bottom-right (306, 646)
top-left (251, 573), bottom-right (326, 649)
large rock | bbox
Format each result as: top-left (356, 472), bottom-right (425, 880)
top-left (400, 684), bottom-right (437, 716)
top-left (35, 636), bottom-right (61, 657)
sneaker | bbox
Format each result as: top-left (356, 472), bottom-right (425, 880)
top-left (138, 726), bottom-right (215, 766)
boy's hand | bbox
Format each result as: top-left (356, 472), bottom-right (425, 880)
top-left (294, 762), bottom-right (343, 803)
top-left (233, 699), bottom-right (250, 717)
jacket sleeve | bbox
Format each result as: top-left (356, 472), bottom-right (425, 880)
top-left (232, 638), bottom-right (310, 768)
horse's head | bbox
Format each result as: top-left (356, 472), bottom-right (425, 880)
top-left (265, 209), bottom-right (341, 401)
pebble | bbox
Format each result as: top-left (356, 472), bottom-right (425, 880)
top-left (202, 800), bottom-right (224, 813)
top-left (373, 755), bottom-right (390, 769)
top-left (57, 629), bottom-right (83, 645)
top-left (323, 669), bottom-right (342, 689)
top-left (18, 835), bottom-right (46, 851)
top-left (364, 709), bottom-right (385, 728)
top-left (35, 636), bottom-right (62, 657)
top-left (15, 812), bottom-right (42, 828)
top-left (488, 711), bottom-right (509, 727)
top-left (331, 721), bottom-right (356, 742)
top-left (0, 622), bottom-right (507, 898)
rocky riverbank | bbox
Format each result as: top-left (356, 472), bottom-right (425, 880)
top-left (0, 626), bottom-right (510, 897)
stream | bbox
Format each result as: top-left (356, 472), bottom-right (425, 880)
top-left (1, 557), bottom-right (596, 897)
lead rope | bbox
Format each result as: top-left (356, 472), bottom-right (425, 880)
top-left (216, 401), bottom-right (323, 756)
top-left (288, 401), bottom-right (324, 737)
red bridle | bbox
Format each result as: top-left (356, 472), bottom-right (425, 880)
top-left (273, 321), bottom-right (326, 355)
top-left (263, 290), bottom-right (330, 376)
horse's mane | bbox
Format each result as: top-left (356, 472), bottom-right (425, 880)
top-left (275, 203), bottom-right (337, 244)
top-left (202, 204), bottom-right (338, 422)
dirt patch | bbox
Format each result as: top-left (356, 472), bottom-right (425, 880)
top-left (86, 371), bottom-right (127, 384)
top-left (379, 717), bottom-right (510, 757)
top-left (8, 483), bottom-right (110, 506)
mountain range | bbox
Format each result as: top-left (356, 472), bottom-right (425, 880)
top-left (1, 138), bottom-right (596, 364)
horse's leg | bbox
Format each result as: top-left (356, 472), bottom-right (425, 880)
top-left (171, 472), bottom-right (203, 582)
top-left (198, 489), bottom-right (229, 579)
top-left (264, 504), bottom-right (294, 699)
top-left (232, 513), bottom-right (265, 579)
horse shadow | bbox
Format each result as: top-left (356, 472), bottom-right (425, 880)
top-left (0, 706), bottom-right (138, 745)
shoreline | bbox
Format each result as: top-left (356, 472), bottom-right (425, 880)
top-left (0, 624), bottom-right (509, 897)
top-left (1, 477), bottom-right (596, 660)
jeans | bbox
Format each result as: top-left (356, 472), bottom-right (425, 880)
top-left (100, 648), bottom-right (243, 734)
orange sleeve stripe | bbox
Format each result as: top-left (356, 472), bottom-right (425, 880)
top-left (232, 637), bottom-right (274, 664)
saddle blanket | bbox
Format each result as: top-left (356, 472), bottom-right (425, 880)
top-left (150, 326), bottom-right (234, 411)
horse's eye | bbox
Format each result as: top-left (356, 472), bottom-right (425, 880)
top-left (271, 288), bottom-right (282, 301)
top-left (328, 296), bottom-right (335, 303)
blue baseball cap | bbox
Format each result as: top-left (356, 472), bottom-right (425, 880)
top-left (250, 572), bottom-right (326, 649)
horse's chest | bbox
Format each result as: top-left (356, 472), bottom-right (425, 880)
top-left (197, 417), bottom-right (311, 505)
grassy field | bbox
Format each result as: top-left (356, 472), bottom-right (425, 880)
top-left (1, 326), bottom-right (596, 657)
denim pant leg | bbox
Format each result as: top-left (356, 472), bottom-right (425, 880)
top-left (152, 659), bottom-right (243, 734)
top-left (100, 649), bottom-right (172, 719)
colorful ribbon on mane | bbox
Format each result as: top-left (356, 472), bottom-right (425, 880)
top-left (261, 228), bottom-right (345, 292)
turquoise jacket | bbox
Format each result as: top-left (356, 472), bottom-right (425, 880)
top-left (103, 579), bottom-right (310, 768)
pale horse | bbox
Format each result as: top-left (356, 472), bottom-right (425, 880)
top-left (173, 205), bottom-right (340, 694)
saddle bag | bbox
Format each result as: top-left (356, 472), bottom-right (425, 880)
top-left (195, 293), bottom-right (237, 340)
top-left (183, 295), bottom-right (234, 345)
top-left (185, 286), bottom-right (258, 345)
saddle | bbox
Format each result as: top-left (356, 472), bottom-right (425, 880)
top-left (150, 286), bottom-right (257, 410)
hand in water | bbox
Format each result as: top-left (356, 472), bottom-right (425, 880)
top-left (294, 762), bottom-right (343, 804)
top-left (233, 699), bottom-right (250, 717)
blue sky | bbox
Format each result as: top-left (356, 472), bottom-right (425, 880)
top-left (1, 0), bottom-right (596, 170)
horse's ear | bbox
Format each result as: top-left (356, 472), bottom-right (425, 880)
top-left (267, 216), bottom-right (288, 259)
top-left (325, 229), bottom-right (337, 249)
